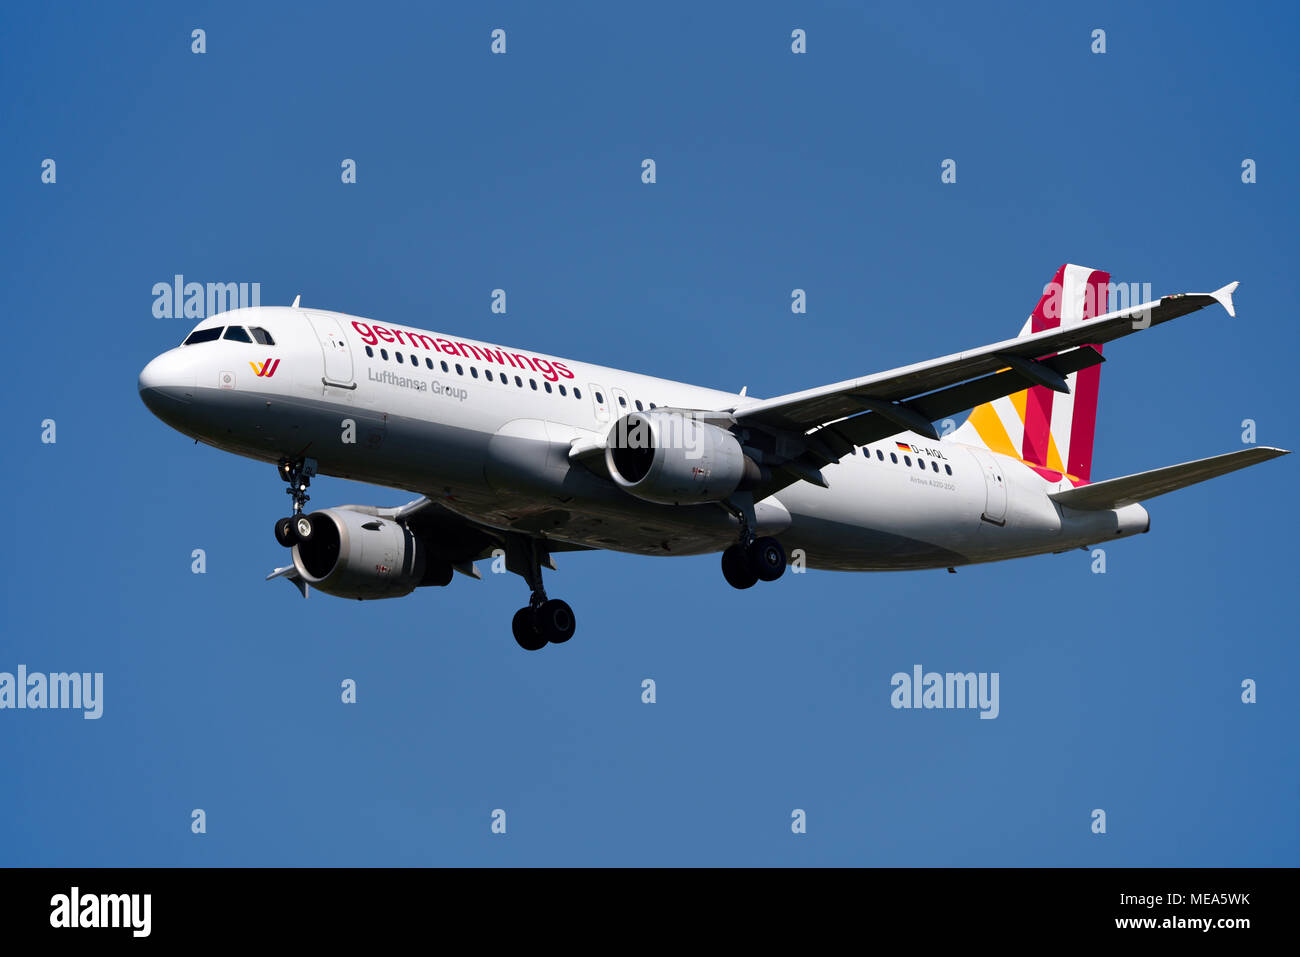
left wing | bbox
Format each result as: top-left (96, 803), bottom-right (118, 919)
top-left (715, 282), bottom-right (1238, 496)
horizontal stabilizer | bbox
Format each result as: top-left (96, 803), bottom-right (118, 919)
top-left (1050, 447), bottom-right (1289, 510)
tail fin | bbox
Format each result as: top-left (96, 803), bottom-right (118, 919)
top-left (952, 264), bottom-right (1110, 484)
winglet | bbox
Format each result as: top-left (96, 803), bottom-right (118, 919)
top-left (291, 294), bottom-right (301, 309)
top-left (1210, 281), bottom-right (1238, 318)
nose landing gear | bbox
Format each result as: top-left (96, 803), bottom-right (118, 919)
top-left (272, 457), bottom-right (318, 547)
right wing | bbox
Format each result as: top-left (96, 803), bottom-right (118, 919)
top-left (266, 495), bottom-right (593, 595)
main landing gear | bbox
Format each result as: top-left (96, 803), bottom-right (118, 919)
top-left (504, 534), bottom-right (576, 651)
top-left (719, 495), bottom-right (787, 590)
top-left (721, 536), bottom-right (787, 589)
top-left (273, 457), bottom-right (318, 547)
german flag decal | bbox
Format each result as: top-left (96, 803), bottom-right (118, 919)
top-left (895, 441), bottom-right (912, 452)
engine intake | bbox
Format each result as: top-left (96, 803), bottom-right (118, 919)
top-left (604, 411), bottom-right (758, 504)
top-left (292, 508), bottom-right (447, 599)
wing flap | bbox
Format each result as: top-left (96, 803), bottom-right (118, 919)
top-left (810, 346), bottom-right (1104, 456)
top-left (1049, 447), bottom-right (1289, 510)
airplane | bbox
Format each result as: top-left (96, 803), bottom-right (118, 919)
top-left (138, 265), bottom-right (1289, 650)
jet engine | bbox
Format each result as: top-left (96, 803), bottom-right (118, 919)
top-left (604, 410), bottom-right (760, 505)
top-left (291, 507), bottom-right (451, 599)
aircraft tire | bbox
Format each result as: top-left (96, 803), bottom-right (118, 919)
top-left (748, 537), bottom-right (787, 582)
top-left (536, 599), bottom-right (576, 644)
top-left (512, 607), bottom-right (547, 651)
top-left (274, 517), bottom-right (299, 547)
top-left (721, 545), bottom-right (758, 589)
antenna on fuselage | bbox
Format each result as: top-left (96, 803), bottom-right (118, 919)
top-left (290, 295), bottom-right (301, 308)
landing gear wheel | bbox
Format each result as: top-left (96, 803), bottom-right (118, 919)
top-left (535, 599), bottom-right (576, 644)
top-left (274, 517), bottom-right (298, 547)
top-left (721, 545), bottom-right (758, 589)
top-left (512, 607), bottom-right (547, 651)
top-left (294, 514), bottom-right (314, 541)
top-left (747, 536), bottom-right (787, 582)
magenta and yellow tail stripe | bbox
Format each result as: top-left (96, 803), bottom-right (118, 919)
top-left (957, 264), bottom-right (1109, 485)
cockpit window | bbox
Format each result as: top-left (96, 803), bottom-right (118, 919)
top-left (249, 327), bottom-right (275, 345)
top-left (223, 326), bottom-right (252, 343)
top-left (182, 327), bottom-right (222, 345)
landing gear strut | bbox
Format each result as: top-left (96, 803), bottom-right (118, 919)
top-left (273, 457), bottom-right (318, 547)
top-left (504, 534), bottom-right (576, 651)
top-left (719, 494), bottom-right (787, 590)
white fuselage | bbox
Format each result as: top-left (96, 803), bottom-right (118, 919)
top-left (138, 306), bottom-right (1149, 570)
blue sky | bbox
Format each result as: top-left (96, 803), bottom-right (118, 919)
top-left (1, 1), bottom-right (1295, 866)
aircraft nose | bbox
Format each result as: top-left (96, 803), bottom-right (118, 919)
top-left (138, 351), bottom-right (196, 416)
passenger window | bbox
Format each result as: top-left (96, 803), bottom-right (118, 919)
top-left (381, 349), bottom-right (389, 360)
top-left (530, 379), bottom-right (538, 390)
top-left (931, 461), bottom-right (939, 472)
top-left (559, 384), bottom-right (567, 396)
top-left (471, 367), bottom-right (478, 378)
top-left (515, 376), bottom-right (523, 387)
top-left (249, 327), bottom-right (275, 345)
top-left (365, 346), bottom-right (374, 358)
top-left (396, 353), bottom-right (404, 364)
top-left (410, 354), bottom-right (417, 365)
top-left (945, 464), bottom-right (953, 475)
top-left (223, 326), bottom-right (252, 343)
top-left (182, 327), bottom-right (222, 345)
top-left (876, 450), bottom-right (884, 461)
top-left (618, 395), bottom-right (627, 407)
top-left (595, 392), bottom-right (604, 404)
top-left (455, 364), bottom-right (463, 375)
top-left (544, 381), bottom-right (552, 393)
top-left (890, 453), bottom-right (898, 464)
top-left (485, 369), bottom-right (493, 381)
top-left (574, 387), bottom-right (582, 399)
top-left (426, 358), bottom-right (433, 370)
top-left (635, 400), bottom-right (643, 411)
top-left (648, 402), bottom-right (656, 409)
top-left (441, 361), bottom-right (449, 372)
top-left (904, 456), bottom-right (911, 466)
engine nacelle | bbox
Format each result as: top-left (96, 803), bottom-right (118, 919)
top-left (604, 411), bottom-right (756, 504)
top-left (292, 507), bottom-right (446, 600)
